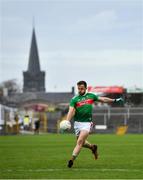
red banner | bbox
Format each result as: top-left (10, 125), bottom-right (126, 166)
top-left (88, 86), bottom-right (124, 94)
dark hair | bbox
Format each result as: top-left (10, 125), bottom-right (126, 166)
top-left (77, 81), bottom-right (87, 88)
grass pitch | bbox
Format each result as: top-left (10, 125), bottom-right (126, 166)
top-left (0, 134), bottom-right (143, 179)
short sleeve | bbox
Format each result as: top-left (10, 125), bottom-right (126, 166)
top-left (93, 93), bottom-right (99, 101)
top-left (70, 98), bottom-right (76, 107)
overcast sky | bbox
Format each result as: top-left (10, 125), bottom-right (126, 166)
top-left (0, 0), bottom-right (143, 92)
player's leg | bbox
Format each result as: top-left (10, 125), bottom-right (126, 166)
top-left (82, 122), bottom-right (98, 159)
top-left (83, 140), bottom-right (98, 160)
top-left (75, 136), bottom-right (92, 149)
top-left (82, 121), bottom-right (93, 149)
top-left (68, 130), bottom-right (89, 168)
top-left (83, 140), bottom-right (92, 149)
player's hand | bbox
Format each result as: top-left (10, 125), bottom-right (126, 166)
top-left (114, 97), bottom-right (124, 104)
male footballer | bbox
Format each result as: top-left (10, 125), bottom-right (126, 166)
top-left (66, 80), bottom-right (123, 168)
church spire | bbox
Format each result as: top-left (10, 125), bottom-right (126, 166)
top-left (28, 28), bottom-right (40, 74)
top-left (23, 27), bottom-right (45, 93)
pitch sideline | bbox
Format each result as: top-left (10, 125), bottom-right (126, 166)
top-left (0, 168), bottom-right (142, 172)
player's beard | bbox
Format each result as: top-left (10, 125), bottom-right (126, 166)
top-left (79, 91), bottom-right (86, 96)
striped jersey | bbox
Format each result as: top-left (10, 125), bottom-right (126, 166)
top-left (70, 92), bottom-right (99, 122)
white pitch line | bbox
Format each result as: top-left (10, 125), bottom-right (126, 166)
top-left (0, 168), bottom-right (142, 172)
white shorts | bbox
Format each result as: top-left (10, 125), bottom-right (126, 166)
top-left (74, 121), bottom-right (93, 136)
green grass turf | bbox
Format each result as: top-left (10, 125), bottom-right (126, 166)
top-left (0, 134), bottom-right (143, 179)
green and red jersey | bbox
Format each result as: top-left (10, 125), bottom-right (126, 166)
top-left (70, 92), bottom-right (99, 122)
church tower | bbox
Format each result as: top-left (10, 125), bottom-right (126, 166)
top-left (23, 28), bottom-right (45, 92)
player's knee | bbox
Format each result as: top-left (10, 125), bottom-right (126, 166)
top-left (77, 139), bottom-right (84, 146)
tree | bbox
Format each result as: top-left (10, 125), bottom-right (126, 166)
top-left (0, 79), bottom-right (21, 96)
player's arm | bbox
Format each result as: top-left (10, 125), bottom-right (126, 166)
top-left (66, 106), bottom-right (75, 121)
top-left (98, 97), bottom-right (114, 103)
top-left (98, 97), bottom-right (124, 104)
